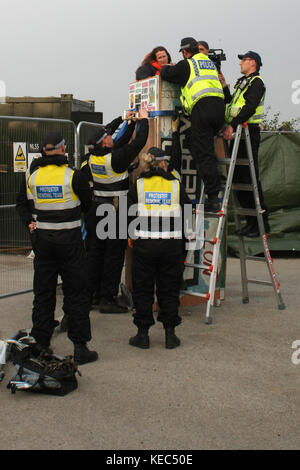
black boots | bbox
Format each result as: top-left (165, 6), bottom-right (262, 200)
top-left (129, 326), bottom-right (181, 349)
top-left (236, 219), bottom-right (270, 238)
top-left (204, 193), bottom-right (220, 213)
top-left (31, 342), bottom-right (53, 357)
top-left (165, 327), bottom-right (181, 349)
top-left (74, 343), bottom-right (98, 365)
top-left (129, 327), bottom-right (150, 349)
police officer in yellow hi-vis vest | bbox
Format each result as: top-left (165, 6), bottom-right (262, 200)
top-left (161, 37), bottom-right (224, 212)
top-left (222, 51), bottom-right (270, 237)
top-left (127, 150), bottom-right (191, 350)
top-left (16, 132), bottom-right (98, 365)
top-left (80, 109), bottom-right (149, 314)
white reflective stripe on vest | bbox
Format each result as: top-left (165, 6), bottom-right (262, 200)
top-left (93, 189), bottom-right (128, 197)
top-left (187, 75), bottom-right (222, 89)
top-left (137, 179), bottom-right (181, 218)
top-left (252, 114), bottom-right (263, 120)
top-left (26, 170), bottom-right (34, 200)
top-left (191, 87), bottom-right (224, 101)
top-left (90, 154), bottom-right (128, 184)
top-left (36, 220), bottom-right (82, 230)
top-left (133, 230), bottom-right (182, 239)
top-left (171, 169), bottom-right (181, 181)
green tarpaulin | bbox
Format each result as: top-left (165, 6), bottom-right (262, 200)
top-left (228, 131), bottom-right (300, 255)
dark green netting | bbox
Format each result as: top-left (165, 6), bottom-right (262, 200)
top-left (228, 131), bottom-right (300, 255)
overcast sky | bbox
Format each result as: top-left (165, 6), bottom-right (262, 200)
top-left (1, 0), bottom-right (299, 123)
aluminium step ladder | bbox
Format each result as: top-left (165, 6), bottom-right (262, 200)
top-left (181, 122), bottom-right (285, 324)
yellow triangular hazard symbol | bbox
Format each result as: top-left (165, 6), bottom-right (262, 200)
top-left (15, 145), bottom-right (26, 161)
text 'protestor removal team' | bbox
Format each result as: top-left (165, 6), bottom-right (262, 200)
top-left (16, 37), bottom-right (268, 363)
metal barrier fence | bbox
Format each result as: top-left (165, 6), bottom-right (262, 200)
top-left (0, 116), bottom-right (77, 298)
top-left (76, 120), bottom-right (104, 168)
top-left (1, 119), bottom-right (294, 299)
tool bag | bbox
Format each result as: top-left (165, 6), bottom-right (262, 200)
top-left (6, 337), bottom-right (81, 396)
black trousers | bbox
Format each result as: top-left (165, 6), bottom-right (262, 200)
top-left (132, 239), bottom-right (183, 329)
top-left (31, 234), bottom-right (91, 347)
top-left (190, 97), bottom-right (225, 196)
top-left (85, 200), bottom-right (127, 300)
top-left (231, 125), bottom-right (268, 226)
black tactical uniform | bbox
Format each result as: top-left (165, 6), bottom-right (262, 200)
top-left (81, 116), bottom-right (149, 313)
top-left (161, 37), bottom-right (225, 211)
top-left (223, 58), bottom-right (269, 237)
top-left (127, 162), bottom-right (191, 349)
top-left (16, 132), bottom-right (97, 364)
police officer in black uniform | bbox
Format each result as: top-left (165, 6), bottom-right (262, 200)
top-left (127, 149), bottom-right (191, 349)
top-left (161, 37), bottom-right (225, 212)
top-left (16, 132), bottom-right (98, 364)
top-left (81, 109), bottom-right (149, 314)
top-left (222, 51), bottom-right (270, 237)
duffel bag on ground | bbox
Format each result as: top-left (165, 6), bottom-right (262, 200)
top-left (6, 336), bottom-right (81, 396)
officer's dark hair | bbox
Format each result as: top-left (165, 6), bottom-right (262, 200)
top-left (198, 40), bottom-right (209, 51)
top-left (183, 44), bottom-right (199, 56)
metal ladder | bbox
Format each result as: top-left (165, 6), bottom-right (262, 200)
top-left (182, 122), bottom-right (286, 324)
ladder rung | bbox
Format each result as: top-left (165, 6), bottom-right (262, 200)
top-left (182, 125), bottom-right (286, 324)
top-left (235, 159), bottom-right (250, 166)
top-left (234, 208), bottom-right (258, 217)
top-left (217, 158), bottom-right (249, 166)
top-left (204, 211), bottom-right (223, 218)
top-left (248, 279), bottom-right (273, 286)
top-left (217, 157), bottom-right (230, 165)
top-left (232, 183), bottom-right (253, 191)
top-left (185, 262), bottom-right (211, 270)
top-left (180, 290), bottom-right (209, 299)
top-left (246, 256), bottom-right (266, 262)
top-left (187, 237), bottom-right (217, 244)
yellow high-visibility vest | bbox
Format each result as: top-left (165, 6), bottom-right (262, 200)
top-left (225, 75), bottom-right (265, 124)
top-left (134, 175), bottom-right (182, 239)
top-left (171, 168), bottom-right (181, 182)
top-left (27, 164), bottom-right (81, 230)
top-left (87, 153), bottom-right (129, 197)
top-left (180, 52), bottom-right (224, 114)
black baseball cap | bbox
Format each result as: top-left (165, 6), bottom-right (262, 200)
top-left (179, 37), bottom-right (198, 52)
top-left (148, 147), bottom-right (171, 162)
top-left (238, 51), bottom-right (262, 66)
top-left (88, 127), bottom-right (109, 146)
top-left (42, 132), bottom-right (65, 150)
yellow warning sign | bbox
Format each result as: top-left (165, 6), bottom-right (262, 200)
top-left (13, 142), bottom-right (27, 172)
top-left (15, 145), bottom-right (26, 161)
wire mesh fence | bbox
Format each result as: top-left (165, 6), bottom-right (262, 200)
top-left (1, 117), bottom-right (298, 300)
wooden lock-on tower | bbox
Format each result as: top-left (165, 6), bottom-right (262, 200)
top-left (124, 76), bottom-right (227, 311)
